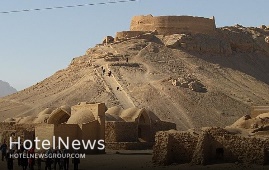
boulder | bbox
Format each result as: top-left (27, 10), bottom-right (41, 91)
top-left (163, 34), bottom-right (188, 48)
top-left (265, 36), bottom-right (269, 43)
top-left (188, 81), bottom-right (206, 92)
top-left (178, 77), bottom-right (191, 88)
top-left (260, 25), bottom-right (267, 29)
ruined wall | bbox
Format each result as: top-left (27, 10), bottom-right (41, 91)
top-left (1, 130), bottom-right (35, 146)
top-left (35, 124), bottom-right (80, 150)
top-left (54, 124), bottom-right (80, 149)
top-left (205, 128), bottom-right (269, 165)
top-left (0, 123), bottom-right (35, 144)
top-left (81, 121), bottom-right (103, 153)
top-left (152, 131), bottom-right (173, 165)
top-left (147, 121), bottom-right (176, 143)
top-left (130, 15), bottom-right (216, 35)
top-left (104, 120), bottom-right (175, 150)
top-left (115, 31), bottom-right (145, 41)
top-left (0, 122), bottom-right (16, 131)
top-left (152, 121), bottom-right (176, 134)
top-left (81, 121), bottom-right (99, 141)
top-left (35, 124), bottom-right (55, 147)
top-left (153, 130), bottom-right (198, 165)
top-left (71, 103), bottom-right (106, 141)
top-left (105, 121), bottom-right (138, 142)
top-left (153, 128), bottom-right (269, 165)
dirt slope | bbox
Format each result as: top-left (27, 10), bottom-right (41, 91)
top-left (0, 26), bottom-right (269, 130)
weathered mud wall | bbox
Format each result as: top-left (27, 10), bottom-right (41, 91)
top-left (130, 15), bottom-right (216, 35)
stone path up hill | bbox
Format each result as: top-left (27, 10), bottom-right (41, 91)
top-left (0, 25), bottom-right (269, 130)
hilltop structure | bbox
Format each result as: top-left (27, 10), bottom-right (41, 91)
top-left (114, 15), bottom-right (216, 42)
top-left (130, 15), bottom-right (216, 35)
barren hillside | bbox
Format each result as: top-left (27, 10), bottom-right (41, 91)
top-left (0, 25), bottom-right (269, 130)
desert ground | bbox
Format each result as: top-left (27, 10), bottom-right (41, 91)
top-left (0, 150), bottom-right (268, 170)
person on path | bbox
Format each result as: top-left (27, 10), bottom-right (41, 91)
top-left (28, 147), bottom-right (35, 170)
top-left (6, 150), bottom-right (14, 170)
top-left (72, 151), bottom-right (80, 170)
top-left (108, 70), bottom-right (112, 77)
top-left (21, 150), bottom-right (28, 170)
top-left (0, 140), bottom-right (7, 161)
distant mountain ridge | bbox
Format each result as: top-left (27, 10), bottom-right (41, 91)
top-left (0, 80), bottom-right (17, 97)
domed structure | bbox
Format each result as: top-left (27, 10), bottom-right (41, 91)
top-left (105, 106), bottom-right (151, 123)
top-left (33, 108), bottom-right (53, 124)
top-left (35, 102), bottom-right (106, 154)
top-left (17, 116), bottom-right (36, 124)
top-left (47, 105), bottom-right (71, 124)
top-left (37, 108), bottom-right (53, 116)
top-left (105, 106), bottom-right (125, 121)
top-left (67, 110), bottom-right (95, 124)
top-left (105, 106), bottom-right (176, 146)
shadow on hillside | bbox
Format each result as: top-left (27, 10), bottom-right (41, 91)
top-left (195, 52), bottom-right (269, 85)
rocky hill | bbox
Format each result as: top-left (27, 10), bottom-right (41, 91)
top-left (0, 22), bottom-right (269, 130)
top-left (0, 80), bottom-right (17, 98)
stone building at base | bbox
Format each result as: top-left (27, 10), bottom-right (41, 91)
top-left (105, 106), bottom-right (176, 150)
top-left (34, 103), bottom-right (175, 151)
top-left (0, 102), bottom-right (176, 152)
top-left (0, 123), bottom-right (35, 146)
top-left (35, 102), bottom-right (106, 154)
top-left (153, 108), bottom-right (269, 166)
top-left (153, 128), bottom-right (269, 165)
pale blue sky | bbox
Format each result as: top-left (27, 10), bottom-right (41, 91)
top-left (0, 0), bottom-right (268, 90)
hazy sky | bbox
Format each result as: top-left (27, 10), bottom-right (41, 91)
top-left (0, 0), bottom-right (268, 90)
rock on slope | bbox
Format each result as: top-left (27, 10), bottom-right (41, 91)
top-left (0, 25), bottom-right (269, 130)
top-left (0, 80), bottom-right (17, 97)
